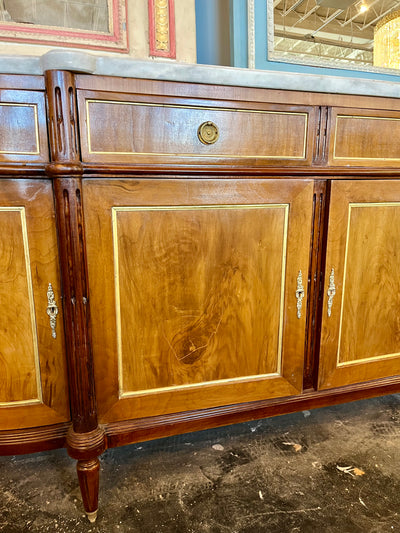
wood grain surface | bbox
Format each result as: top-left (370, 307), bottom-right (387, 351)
top-left (329, 108), bottom-right (400, 167)
top-left (115, 204), bottom-right (286, 393)
top-left (78, 90), bottom-right (316, 167)
top-left (0, 208), bottom-right (40, 404)
top-left (319, 180), bottom-right (400, 389)
top-left (0, 90), bottom-right (48, 163)
top-left (75, 74), bottom-right (400, 113)
top-left (0, 180), bottom-right (69, 431)
top-left (339, 204), bottom-right (400, 364)
top-left (83, 178), bottom-right (314, 422)
top-left (84, 100), bottom-right (307, 158)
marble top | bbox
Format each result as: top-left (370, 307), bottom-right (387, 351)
top-left (2, 49), bottom-right (400, 99)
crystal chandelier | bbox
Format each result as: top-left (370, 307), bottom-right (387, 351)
top-left (374, 11), bottom-right (400, 68)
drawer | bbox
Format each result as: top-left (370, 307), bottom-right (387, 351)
top-left (0, 90), bottom-right (49, 163)
top-left (328, 107), bottom-right (400, 167)
top-left (78, 90), bottom-right (316, 166)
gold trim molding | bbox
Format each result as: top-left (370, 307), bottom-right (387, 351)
top-left (0, 207), bottom-right (42, 407)
top-left (337, 202), bottom-right (400, 367)
top-left (333, 115), bottom-right (400, 161)
top-left (0, 103), bottom-right (40, 155)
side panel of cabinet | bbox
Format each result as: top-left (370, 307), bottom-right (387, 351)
top-left (0, 180), bottom-right (69, 430)
top-left (83, 179), bottom-right (314, 422)
top-left (319, 180), bottom-right (400, 389)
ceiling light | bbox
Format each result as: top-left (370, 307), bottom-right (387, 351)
top-left (359, 3), bottom-right (368, 13)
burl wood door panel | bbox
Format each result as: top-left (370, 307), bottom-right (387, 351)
top-left (83, 179), bottom-right (314, 422)
top-left (0, 181), bottom-right (69, 430)
top-left (319, 180), bottom-right (400, 389)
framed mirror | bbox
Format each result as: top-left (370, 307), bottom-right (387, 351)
top-left (0, 0), bottom-right (127, 51)
top-left (267, 0), bottom-right (400, 74)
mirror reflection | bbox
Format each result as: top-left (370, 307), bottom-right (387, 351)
top-left (272, 0), bottom-right (400, 68)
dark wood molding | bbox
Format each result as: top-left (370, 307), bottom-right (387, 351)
top-left (45, 70), bottom-right (80, 164)
top-left (52, 178), bottom-right (98, 435)
top-left (44, 70), bottom-right (105, 521)
top-left (67, 427), bottom-right (106, 461)
top-left (0, 74), bottom-right (45, 91)
top-left (0, 423), bottom-right (69, 456)
top-left (313, 106), bottom-right (329, 166)
top-left (81, 164), bottom-right (400, 178)
top-left (74, 73), bottom-right (400, 112)
top-left (104, 376), bottom-right (400, 449)
top-left (0, 164), bottom-right (47, 176)
top-left (303, 180), bottom-right (330, 390)
top-left (45, 69), bottom-right (97, 434)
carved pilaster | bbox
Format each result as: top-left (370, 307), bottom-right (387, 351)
top-left (45, 70), bottom-right (105, 522)
top-left (52, 176), bottom-right (98, 433)
top-left (45, 70), bottom-right (80, 164)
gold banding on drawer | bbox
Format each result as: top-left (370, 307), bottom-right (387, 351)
top-left (0, 91), bottom-right (49, 163)
top-left (0, 104), bottom-right (39, 155)
top-left (79, 96), bottom-right (313, 164)
top-left (329, 108), bottom-right (400, 166)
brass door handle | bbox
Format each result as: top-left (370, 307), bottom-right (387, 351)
top-left (296, 270), bottom-right (305, 319)
top-left (197, 121), bottom-right (219, 145)
top-left (46, 283), bottom-right (59, 339)
top-left (327, 268), bottom-right (336, 317)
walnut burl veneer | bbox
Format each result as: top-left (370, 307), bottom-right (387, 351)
top-left (1, 71), bottom-right (400, 522)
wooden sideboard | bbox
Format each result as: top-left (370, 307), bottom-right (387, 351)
top-left (1, 70), bottom-right (400, 522)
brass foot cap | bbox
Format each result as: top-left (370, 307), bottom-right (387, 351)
top-left (86, 510), bottom-right (98, 523)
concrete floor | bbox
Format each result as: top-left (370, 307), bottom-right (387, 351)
top-left (1, 395), bottom-right (400, 532)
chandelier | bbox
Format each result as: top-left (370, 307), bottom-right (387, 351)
top-left (374, 10), bottom-right (400, 68)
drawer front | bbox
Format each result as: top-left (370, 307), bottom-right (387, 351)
top-left (78, 91), bottom-right (315, 165)
top-left (329, 108), bottom-right (400, 167)
top-left (0, 90), bottom-right (49, 163)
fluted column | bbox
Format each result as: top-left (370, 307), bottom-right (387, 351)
top-left (45, 70), bottom-right (105, 523)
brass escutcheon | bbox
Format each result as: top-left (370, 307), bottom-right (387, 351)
top-left (46, 283), bottom-right (59, 339)
top-left (197, 121), bottom-right (219, 145)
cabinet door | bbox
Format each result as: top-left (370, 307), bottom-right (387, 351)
top-left (84, 179), bottom-right (314, 422)
top-left (319, 180), bottom-right (400, 389)
top-left (0, 180), bottom-right (69, 430)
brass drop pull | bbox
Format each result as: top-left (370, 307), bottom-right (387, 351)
top-left (197, 121), bottom-right (219, 145)
top-left (46, 283), bottom-right (59, 339)
top-left (327, 268), bottom-right (336, 317)
top-left (296, 270), bottom-right (305, 319)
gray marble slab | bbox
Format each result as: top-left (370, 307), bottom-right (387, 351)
top-left (2, 49), bottom-right (400, 99)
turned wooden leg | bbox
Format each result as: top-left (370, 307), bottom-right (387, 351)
top-left (77, 458), bottom-right (100, 523)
